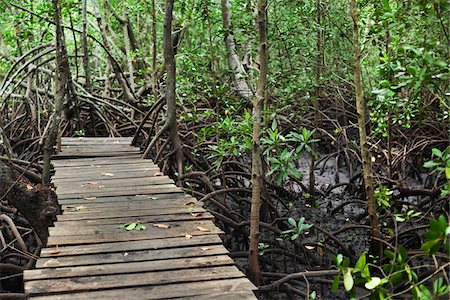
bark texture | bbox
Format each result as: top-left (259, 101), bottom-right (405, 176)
top-left (351, 0), bottom-right (382, 250)
top-left (220, 0), bottom-right (253, 99)
top-left (248, 0), bottom-right (268, 285)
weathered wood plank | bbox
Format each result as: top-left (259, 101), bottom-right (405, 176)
top-left (60, 199), bottom-right (199, 214)
top-left (53, 166), bottom-right (160, 178)
top-left (28, 278), bottom-right (256, 300)
top-left (56, 193), bottom-right (190, 205)
top-left (49, 219), bottom-right (217, 236)
top-left (38, 245), bottom-right (228, 269)
top-left (57, 183), bottom-right (179, 197)
top-left (55, 179), bottom-right (175, 195)
top-left (25, 266), bottom-right (245, 294)
top-left (56, 186), bottom-right (183, 199)
top-left (60, 196), bottom-right (196, 209)
top-left (56, 206), bottom-right (201, 221)
top-left (40, 235), bottom-right (223, 257)
top-left (52, 156), bottom-right (144, 167)
top-left (47, 222), bottom-right (221, 246)
top-left (26, 255), bottom-right (234, 280)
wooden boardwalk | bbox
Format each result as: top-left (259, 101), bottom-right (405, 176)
top-left (23, 137), bottom-right (257, 299)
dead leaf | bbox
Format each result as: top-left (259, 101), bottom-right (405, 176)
top-left (83, 197), bottom-right (97, 200)
top-left (191, 212), bottom-right (204, 217)
top-left (85, 181), bottom-right (98, 185)
top-left (200, 247), bottom-right (212, 251)
top-left (197, 226), bottom-right (210, 232)
top-left (98, 185), bottom-right (105, 189)
top-left (152, 223), bottom-right (170, 229)
top-left (26, 184), bottom-right (33, 190)
top-left (185, 233), bottom-right (193, 239)
top-left (305, 245), bottom-right (315, 250)
top-left (184, 201), bottom-right (196, 206)
top-left (153, 172), bottom-right (163, 176)
top-left (50, 246), bottom-right (60, 254)
top-left (100, 172), bottom-right (114, 177)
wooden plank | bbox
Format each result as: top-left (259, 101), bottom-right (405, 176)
top-left (56, 188), bottom-right (183, 200)
top-left (25, 265), bottom-right (245, 294)
top-left (54, 152), bottom-right (141, 159)
top-left (56, 183), bottom-right (179, 197)
top-left (56, 193), bottom-right (190, 205)
top-left (26, 255), bottom-right (233, 280)
top-left (52, 156), bottom-right (145, 167)
top-left (61, 137), bottom-right (133, 141)
top-left (53, 166), bottom-right (160, 178)
top-left (50, 219), bottom-right (215, 236)
top-left (40, 235), bottom-right (222, 257)
top-left (28, 278), bottom-right (256, 300)
top-left (38, 245), bottom-right (228, 269)
top-left (54, 213), bottom-right (213, 228)
top-left (60, 196), bottom-right (196, 209)
top-left (60, 199), bottom-right (199, 214)
top-left (52, 171), bottom-right (166, 182)
top-left (182, 291), bottom-right (257, 300)
top-left (56, 206), bottom-right (203, 221)
top-left (40, 235), bottom-right (223, 257)
top-left (47, 223), bottom-right (221, 246)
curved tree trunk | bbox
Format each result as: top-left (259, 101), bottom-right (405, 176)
top-left (220, 0), bottom-right (253, 99)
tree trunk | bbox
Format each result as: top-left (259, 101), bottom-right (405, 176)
top-left (162, 0), bottom-right (183, 178)
top-left (350, 0), bottom-right (382, 253)
top-left (42, 0), bottom-right (68, 185)
top-left (81, 0), bottom-right (91, 90)
top-left (220, 0), bottom-right (253, 99)
top-left (248, 0), bottom-right (268, 285)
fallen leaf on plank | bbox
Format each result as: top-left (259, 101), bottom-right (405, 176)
top-left (152, 223), bottom-right (170, 229)
top-left (26, 184), bottom-right (33, 190)
top-left (153, 172), bottom-right (163, 176)
top-left (98, 185), bottom-right (105, 189)
top-left (100, 172), bottom-right (114, 177)
top-left (191, 212), bottom-right (204, 217)
top-left (50, 246), bottom-right (60, 254)
top-left (200, 247), bottom-right (212, 251)
top-left (85, 181), bottom-right (98, 185)
top-left (197, 226), bottom-right (210, 232)
top-left (67, 205), bottom-right (86, 212)
top-left (185, 233), bottom-right (193, 239)
top-left (83, 197), bottom-right (97, 200)
top-left (184, 201), bottom-right (196, 206)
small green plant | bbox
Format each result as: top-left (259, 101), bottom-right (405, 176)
top-left (277, 217), bottom-right (313, 241)
top-left (74, 129), bottom-right (85, 137)
top-left (375, 185), bottom-right (393, 209)
top-left (332, 252), bottom-right (388, 299)
top-left (424, 146), bottom-right (450, 197)
top-left (118, 221), bottom-right (147, 231)
top-left (394, 210), bottom-right (422, 222)
top-left (415, 277), bottom-right (450, 300)
top-left (258, 242), bottom-right (270, 256)
top-left (420, 215), bottom-right (450, 255)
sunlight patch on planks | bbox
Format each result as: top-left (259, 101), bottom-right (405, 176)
top-left (24, 137), bottom-right (257, 299)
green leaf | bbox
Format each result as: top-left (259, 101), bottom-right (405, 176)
top-left (343, 269), bottom-right (354, 291)
top-left (365, 277), bottom-right (381, 290)
top-left (423, 160), bottom-right (440, 168)
top-left (432, 148), bottom-right (443, 158)
top-left (335, 254), bottom-right (343, 266)
top-left (332, 274), bottom-right (340, 293)
top-left (126, 222), bottom-right (137, 230)
top-left (354, 252), bottom-right (366, 272)
top-left (288, 217), bottom-right (296, 227)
